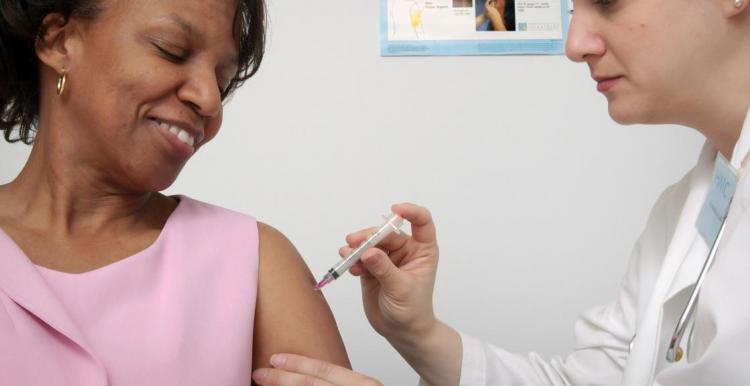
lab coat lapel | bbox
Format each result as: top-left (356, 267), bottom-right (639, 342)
top-left (0, 230), bottom-right (107, 380)
top-left (660, 144), bottom-right (715, 303)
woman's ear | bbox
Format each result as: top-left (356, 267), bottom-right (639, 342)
top-left (35, 13), bottom-right (82, 73)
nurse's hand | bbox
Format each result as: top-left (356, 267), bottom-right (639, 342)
top-left (252, 353), bottom-right (382, 386)
top-left (342, 202), bottom-right (440, 342)
top-left (342, 203), bottom-right (462, 385)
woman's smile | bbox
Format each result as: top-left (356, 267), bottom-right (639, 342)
top-left (149, 117), bottom-right (202, 158)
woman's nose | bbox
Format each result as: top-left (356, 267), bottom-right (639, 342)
top-left (177, 68), bottom-right (222, 118)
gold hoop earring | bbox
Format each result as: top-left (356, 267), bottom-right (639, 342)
top-left (56, 68), bottom-right (67, 96)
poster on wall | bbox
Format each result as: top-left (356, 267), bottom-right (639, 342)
top-left (381, 0), bottom-right (570, 56)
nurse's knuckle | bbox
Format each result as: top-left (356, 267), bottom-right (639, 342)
top-left (312, 359), bottom-right (334, 379)
top-left (263, 369), bottom-right (282, 385)
top-left (283, 354), bottom-right (303, 370)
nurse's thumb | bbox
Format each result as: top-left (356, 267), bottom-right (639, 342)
top-left (361, 249), bottom-right (403, 289)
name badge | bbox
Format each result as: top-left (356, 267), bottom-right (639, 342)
top-left (696, 153), bottom-right (738, 245)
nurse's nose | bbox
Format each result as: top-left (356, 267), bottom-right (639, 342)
top-left (565, 13), bottom-right (606, 62)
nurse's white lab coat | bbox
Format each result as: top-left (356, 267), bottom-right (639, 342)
top-left (457, 109), bottom-right (750, 386)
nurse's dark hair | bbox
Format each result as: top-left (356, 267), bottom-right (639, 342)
top-left (0, 0), bottom-right (266, 145)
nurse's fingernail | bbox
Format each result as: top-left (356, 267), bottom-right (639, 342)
top-left (252, 369), bottom-right (267, 383)
top-left (271, 354), bottom-right (287, 367)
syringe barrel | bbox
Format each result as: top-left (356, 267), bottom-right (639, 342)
top-left (332, 213), bottom-right (404, 276)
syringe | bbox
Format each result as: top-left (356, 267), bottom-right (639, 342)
top-left (314, 213), bottom-right (405, 290)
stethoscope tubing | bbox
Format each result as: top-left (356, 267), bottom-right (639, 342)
top-left (666, 209), bottom-right (731, 362)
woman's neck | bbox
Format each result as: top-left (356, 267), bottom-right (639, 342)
top-left (0, 131), bottom-right (161, 237)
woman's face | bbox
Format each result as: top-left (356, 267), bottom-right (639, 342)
top-left (61, 0), bottom-right (239, 191)
top-left (565, 0), bottom-right (729, 125)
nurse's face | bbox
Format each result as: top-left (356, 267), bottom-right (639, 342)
top-left (565, 0), bottom-right (730, 125)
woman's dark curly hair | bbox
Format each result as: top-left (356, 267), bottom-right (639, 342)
top-left (0, 0), bottom-right (266, 144)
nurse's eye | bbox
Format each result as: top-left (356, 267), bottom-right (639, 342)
top-left (593, 0), bottom-right (616, 6)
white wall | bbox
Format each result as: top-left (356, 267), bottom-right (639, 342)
top-left (0, 1), bottom-right (705, 384)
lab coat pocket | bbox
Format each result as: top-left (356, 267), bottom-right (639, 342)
top-left (654, 287), bottom-right (693, 374)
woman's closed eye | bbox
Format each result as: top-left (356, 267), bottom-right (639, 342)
top-left (153, 43), bottom-right (188, 63)
top-left (151, 39), bottom-right (233, 96)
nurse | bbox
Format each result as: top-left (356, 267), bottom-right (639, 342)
top-left (253, 0), bottom-right (750, 383)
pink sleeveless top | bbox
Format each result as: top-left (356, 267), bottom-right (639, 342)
top-left (0, 196), bottom-right (259, 385)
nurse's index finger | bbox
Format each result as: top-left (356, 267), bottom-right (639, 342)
top-left (345, 227), bottom-right (377, 247)
top-left (391, 202), bottom-right (437, 243)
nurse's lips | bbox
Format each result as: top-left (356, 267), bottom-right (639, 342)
top-left (594, 75), bottom-right (623, 93)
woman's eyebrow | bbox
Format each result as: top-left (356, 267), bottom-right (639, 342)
top-left (163, 14), bottom-right (201, 41)
top-left (163, 14), bottom-right (239, 65)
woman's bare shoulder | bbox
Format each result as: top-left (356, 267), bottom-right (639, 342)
top-left (253, 221), bottom-right (350, 370)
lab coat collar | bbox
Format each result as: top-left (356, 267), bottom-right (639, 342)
top-left (0, 230), bottom-right (107, 379)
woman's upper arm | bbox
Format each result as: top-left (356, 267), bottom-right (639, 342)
top-left (252, 222), bottom-right (351, 371)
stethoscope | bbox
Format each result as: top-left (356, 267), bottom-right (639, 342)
top-left (630, 151), bottom-right (742, 362)
top-left (627, 196), bottom-right (733, 363)
top-left (666, 211), bottom-right (730, 362)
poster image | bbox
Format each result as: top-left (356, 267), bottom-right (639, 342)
top-left (381, 0), bottom-right (570, 56)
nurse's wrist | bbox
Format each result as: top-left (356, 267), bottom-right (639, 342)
top-left (387, 316), bottom-right (453, 356)
top-left (387, 319), bottom-right (462, 385)
top-left (383, 314), bottom-right (440, 346)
